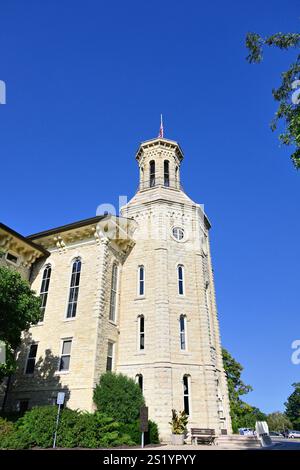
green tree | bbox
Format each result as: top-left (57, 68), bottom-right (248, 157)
top-left (222, 348), bottom-right (266, 432)
top-left (246, 31), bottom-right (300, 168)
top-left (285, 382), bottom-right (300, 430)
top-left (93, 372), bottom-right (145, 424)
top-left (266, 412), bottom-right (292, 432)
top-left (0, 266), bottom-right (41, 380)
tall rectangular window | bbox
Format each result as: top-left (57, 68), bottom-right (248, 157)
top-left (59, 339), bottom-right (72, 372)
top-left (39, 264), bottom-right (51, 321)
top-left (149, 161), bottom-right (155, 187)
top-left (66, 258), bottom-right (81, 318)
top-left (178, 265), bottom-right (184, 295)
top-left (183, 375), bottom-right (190, 415)
top-left (179, 315), bottom-right (186, 350)
top-left (138, 266), bottom-right (145, 296)
top-left (139, 315), bottom-right (145, 350)
top-left (106, 341), bottom-right (114, 371)
top-left (164, 160), bottom-right (170, 187)
top-left (109, 264), bottom-right (118, 322)
top-left (25, 344), bottom-right (38, 374)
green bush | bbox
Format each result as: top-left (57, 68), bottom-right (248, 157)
top-left (0, 406), bottom-right (135, 449)
top-left (93, 372), bottom-right (145, 424)
top-left (0, 417), bottom-right (14, 442)
top-left (120, 420), bottom-right (159, 445)
top-left (73, 412), bottom-right (134, 448)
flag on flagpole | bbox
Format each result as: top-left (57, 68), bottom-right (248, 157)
top-left (158, 114), bottom-right (164, 138)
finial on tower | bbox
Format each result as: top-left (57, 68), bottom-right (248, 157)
top-left (158, 114), bottom-right (164, 138)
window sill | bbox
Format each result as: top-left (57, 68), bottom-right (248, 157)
top-left (63, 317), bottom-right (76, 322)
top-left (108, 320), bottom-right (118, 327)
top-left (134, 296), bottom-right (146, 301)
top-left (55, 371), bottom-right (70, 375)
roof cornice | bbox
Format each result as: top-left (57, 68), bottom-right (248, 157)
top-left (135, 138), bottom-right (184, 162)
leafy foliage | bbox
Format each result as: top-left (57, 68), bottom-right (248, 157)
top-left (120, 420), bottom-right (159, 445)
top-left (0, 406), bottom-right (135, 449)
top-left (285, 382), bottom-right (300, 430)
top-left (246, 31), bottom-right (300, 168)
top-left (266, 412), bottom-right (292, 432)
top-left (222, 348), bottom-right (266, 432)
top-left (169, 409), bottom-right (188, 435)
top-left (0, 266), bottom-right (41, 380)
top-left (0, 417), bottom-right (14, 441)
top-left (93, 372), bottom-right (145, 424)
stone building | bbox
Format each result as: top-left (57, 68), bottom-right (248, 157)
top-left (1, 136), bottom-right (232, 440)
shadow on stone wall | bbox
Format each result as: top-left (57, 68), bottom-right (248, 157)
top-left (5, 331), bottom-right (70, 410)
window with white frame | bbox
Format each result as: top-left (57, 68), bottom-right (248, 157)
top-left (138, 315), bottom-right (145, 350)
top-left (106, 341), bottom-right (114, 371)
top-left (177, 264), bottom-right (184, 295)
top-left (39, 264), bottom-right (52, 322)
top-left (138, 265), bottom-right (145, 296)
top-left (59, 339), bottom-right (72, 372)
top-left (183, 375), bottom-right (190, 415)
top-left (66, 258), bottom-right (81, 318)
top-left (6, 252), bottom-right (19, 265)
top-left (25, 344), bottom-right (38, 374)
top-left (109, 263), bottom-right (118, 322)
top-left (179, 315), bottom-right (187, 351)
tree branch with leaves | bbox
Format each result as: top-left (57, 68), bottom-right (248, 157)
top-left (246, 31), bottom-right (300, 168)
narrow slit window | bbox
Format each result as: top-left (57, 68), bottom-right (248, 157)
top-left (178, 265), bottom-right (184, 295)
top-left (106, 341), bottom-right (114, 371)
top-left (139, 315), bottom-right (145, 350)
top-left (149, 160), bottom-right (155, 187)
top-left (179, 315), bottom-right (186, 350)
top-left (136, 374), bottom-right (143, 391)
top-left (183, 375), bottom-right (190, 415)
top-left (164, 160), bottom-right (170, 187)
top-left (138, 265), bottom-right (145, 296)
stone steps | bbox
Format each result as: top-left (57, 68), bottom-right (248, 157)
top-left (216, 435), bottom-right (261, 448)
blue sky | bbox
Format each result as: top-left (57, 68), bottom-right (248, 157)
top-left (1, 1), bottom-right (299, 413)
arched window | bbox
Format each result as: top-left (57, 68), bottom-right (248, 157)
top-left (109, 263), bottom-right (118, 322)
top-left (179, 315), bottom-right (186, 350)
top-left (39, 264), bottom-right (52, 321)
top-left (149, 160), bottom-right (155, 187)
top-left (138, 315), bottom-right (145, 350)
top-left (164, 160), bottom-right (170, 187)
top-left (66, 257), bottom-right (81, 318)
top-left (177, 265), bottom-right (184, 295)
top-left (136, 374), bottom-right (143, 391)
top-left (138, 265), bottom-right (145, 296)
top-left (183, 375), bottom-right (190, 415)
